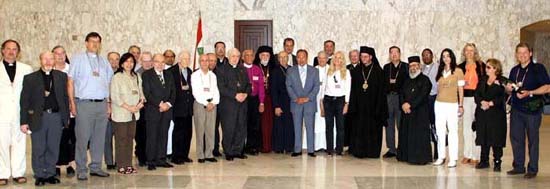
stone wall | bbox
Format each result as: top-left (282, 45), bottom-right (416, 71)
top-left (1, 0), bottom-right (549, 74)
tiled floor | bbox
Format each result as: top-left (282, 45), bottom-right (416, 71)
top-left (2, 116), bottom-right (549, 188)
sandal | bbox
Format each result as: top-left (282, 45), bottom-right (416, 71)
top-left (12, 177), bottom-right (27, 184)
top-left (0, 179), bottom-right (7, 185)
top-left (125, 167), bottom-right (134, 174)
top-left (118, 167), bottom-right (127, 174)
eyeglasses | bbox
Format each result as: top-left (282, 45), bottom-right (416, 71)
top-left (486, 66), bottom-right (494, 70)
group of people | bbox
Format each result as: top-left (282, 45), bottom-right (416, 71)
top-left (0, 32), bottom-right (549, 187)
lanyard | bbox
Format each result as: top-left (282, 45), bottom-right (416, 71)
top-left (389, 62), bottom-right (401, 79)
top-left (515, 67), bottom-right (529, 87)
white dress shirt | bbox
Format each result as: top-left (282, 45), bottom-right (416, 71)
top-left (299, 65), bottom-right (307, 88)
top-left (191, 69), bottom-right (220, 106)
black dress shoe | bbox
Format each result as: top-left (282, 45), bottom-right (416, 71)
top-left (524, 172), bottom-right (537, 179)
top-left (171, 159), bottom-right (185, 165)
top-left (35, 178), bottom-right (45, 186)
top-left (45, 176), bottom-right (60, 184)
top-left (327, 152), bottom-right (333, 156)
top-left (475, 161), bottom-right (490, 169)
top-left (383, 151), bottom-right (396, 158)
top-left (106, 164), bottom-right (117, 170)
top-left (198, 159), bottom-right (206, 163)
top-left (66, 166), bottom-right (75, 177)
top-left (205, 158), bottom-right (218, 162)
top-left (225, 156), bottom-right (234, 161)
top-left (291, 152), bottom-right (302, 157)
top-left (147, 165), bottom-right (156, 171)
top-left (507, 169), bottom-right (526, 175)
top-left (308, 153), bottom-right (316, 157)
top-left (183, 158), bottom-right (193, 163)
top-left (157, 162), bottom-right (174, 168)
top-left (235, 154), bottom-right (248, 159)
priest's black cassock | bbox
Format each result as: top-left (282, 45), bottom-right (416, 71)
top-left (396, 70), bottom-right (433, 164)
top-left (348, 60), bottom-right (387, 158)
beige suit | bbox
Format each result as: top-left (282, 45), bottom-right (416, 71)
top-left (0, 61), bottom-right (32, 179)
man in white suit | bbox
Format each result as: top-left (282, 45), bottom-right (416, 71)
top-left (0, 39), bottom-right (33, 186)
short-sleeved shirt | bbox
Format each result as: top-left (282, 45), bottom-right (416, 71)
top-left (509, 62), bottom-right (550, 114)
top-left (436, 69), bottom-right (465, 103)
top-left (68, 52), bottom-right (113, 99)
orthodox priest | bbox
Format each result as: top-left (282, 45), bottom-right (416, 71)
top-left (348, 46), bottom-right (387, 158)
top-left (396, 56), bottom-right (433, 165)
top-left (255, 46), bottom-right (276, 153)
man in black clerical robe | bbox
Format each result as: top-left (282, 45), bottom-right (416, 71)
top-left (217, 48), bottom-right (251, 161)
top-left (396, 56), bottom-right (432, 165)
top-left (348, 46), bottom-right (388, 158)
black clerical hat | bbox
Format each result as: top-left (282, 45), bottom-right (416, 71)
top-left (257, 46), bottom-right (273, 54)
top-left (360, 46), bottom-right (375, 55)
top-left (408, 56), bottom-right (420, 64)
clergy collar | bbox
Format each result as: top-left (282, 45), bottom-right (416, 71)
top-left (40, 68), bottom-right (52, 76)
top-left (243, 63), bottom-right (253, 68)
top-left (3, 59), bottom-right (15, 66)
top-left (230, 63), bottom-right (238, 68)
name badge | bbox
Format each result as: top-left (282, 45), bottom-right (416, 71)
top-left (335, 84), bottom-right (341, 89)
top-left (203, 88), bottom-right (210, 92)
top-left (253, 76), bottom-right (259, 81)
top-left (390, 79), bottom-right (396, 84)
top-left (93, 71), bottom-right (100, 77)
top-left (181, 85), bottom-right (190, 90)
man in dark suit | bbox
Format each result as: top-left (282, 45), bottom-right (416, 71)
top-left (217, 48), bottom-right (251, 161)
top-left (215, 41), bottom-right (229, 66)
top-left (313, 40), bottom-right (335, 66)
top-left (276, 38), bottom-right (297, 66)
top-left (168, 51), bottom-right (194, 165)
top-left (286, 49), bottom-right (320, 157)
top-left (142, 54), bottom-right (176, 170)
top-left (20, 52), bottom-right (69, 186)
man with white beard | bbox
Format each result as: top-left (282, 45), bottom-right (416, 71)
top-left (396, 56), bottom-right (433, 165)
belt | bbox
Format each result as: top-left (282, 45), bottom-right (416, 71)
top-left (44, 108), bottom-right (59, 113)
top-left (324, 95), bottom-right (344, 100)
top-left (76, 98), bottom-right (104, 102)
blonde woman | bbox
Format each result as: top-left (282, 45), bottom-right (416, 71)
top-left (320, 51), bottom-right (351, 155)
top-left (458, 43), bottom-right (485, 165)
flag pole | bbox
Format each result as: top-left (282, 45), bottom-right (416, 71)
top-left (192, 10), bottom-right (200, 70)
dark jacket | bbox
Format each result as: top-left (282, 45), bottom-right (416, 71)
top-left (20, 70), bottom-right (70, 131)
top-left (458, 61), bottom-right (486, 96)
top-left (142, 69), bottom-right (176, 121)
top-left (168, 66), bottom-right (194, 117)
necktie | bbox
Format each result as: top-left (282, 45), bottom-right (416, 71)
top-left (158, 74), bottom-right (165, 86)
top-left (300, 67), bottom-right (306, 88)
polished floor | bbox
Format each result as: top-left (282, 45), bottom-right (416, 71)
top-left (2, 116), bottom-right (550, 189)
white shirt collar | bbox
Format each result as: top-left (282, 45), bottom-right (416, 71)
top-left (243, 63), bottom-right (253, 68)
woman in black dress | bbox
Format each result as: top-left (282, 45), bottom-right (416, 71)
top-left (474, 58), bottom-right (507, 172)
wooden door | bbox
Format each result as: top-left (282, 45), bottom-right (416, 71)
top-left (234, 20), bottom-right (273, 52)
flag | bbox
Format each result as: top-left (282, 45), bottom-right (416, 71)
top-left (193, 11), bottom-right (203, 70)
